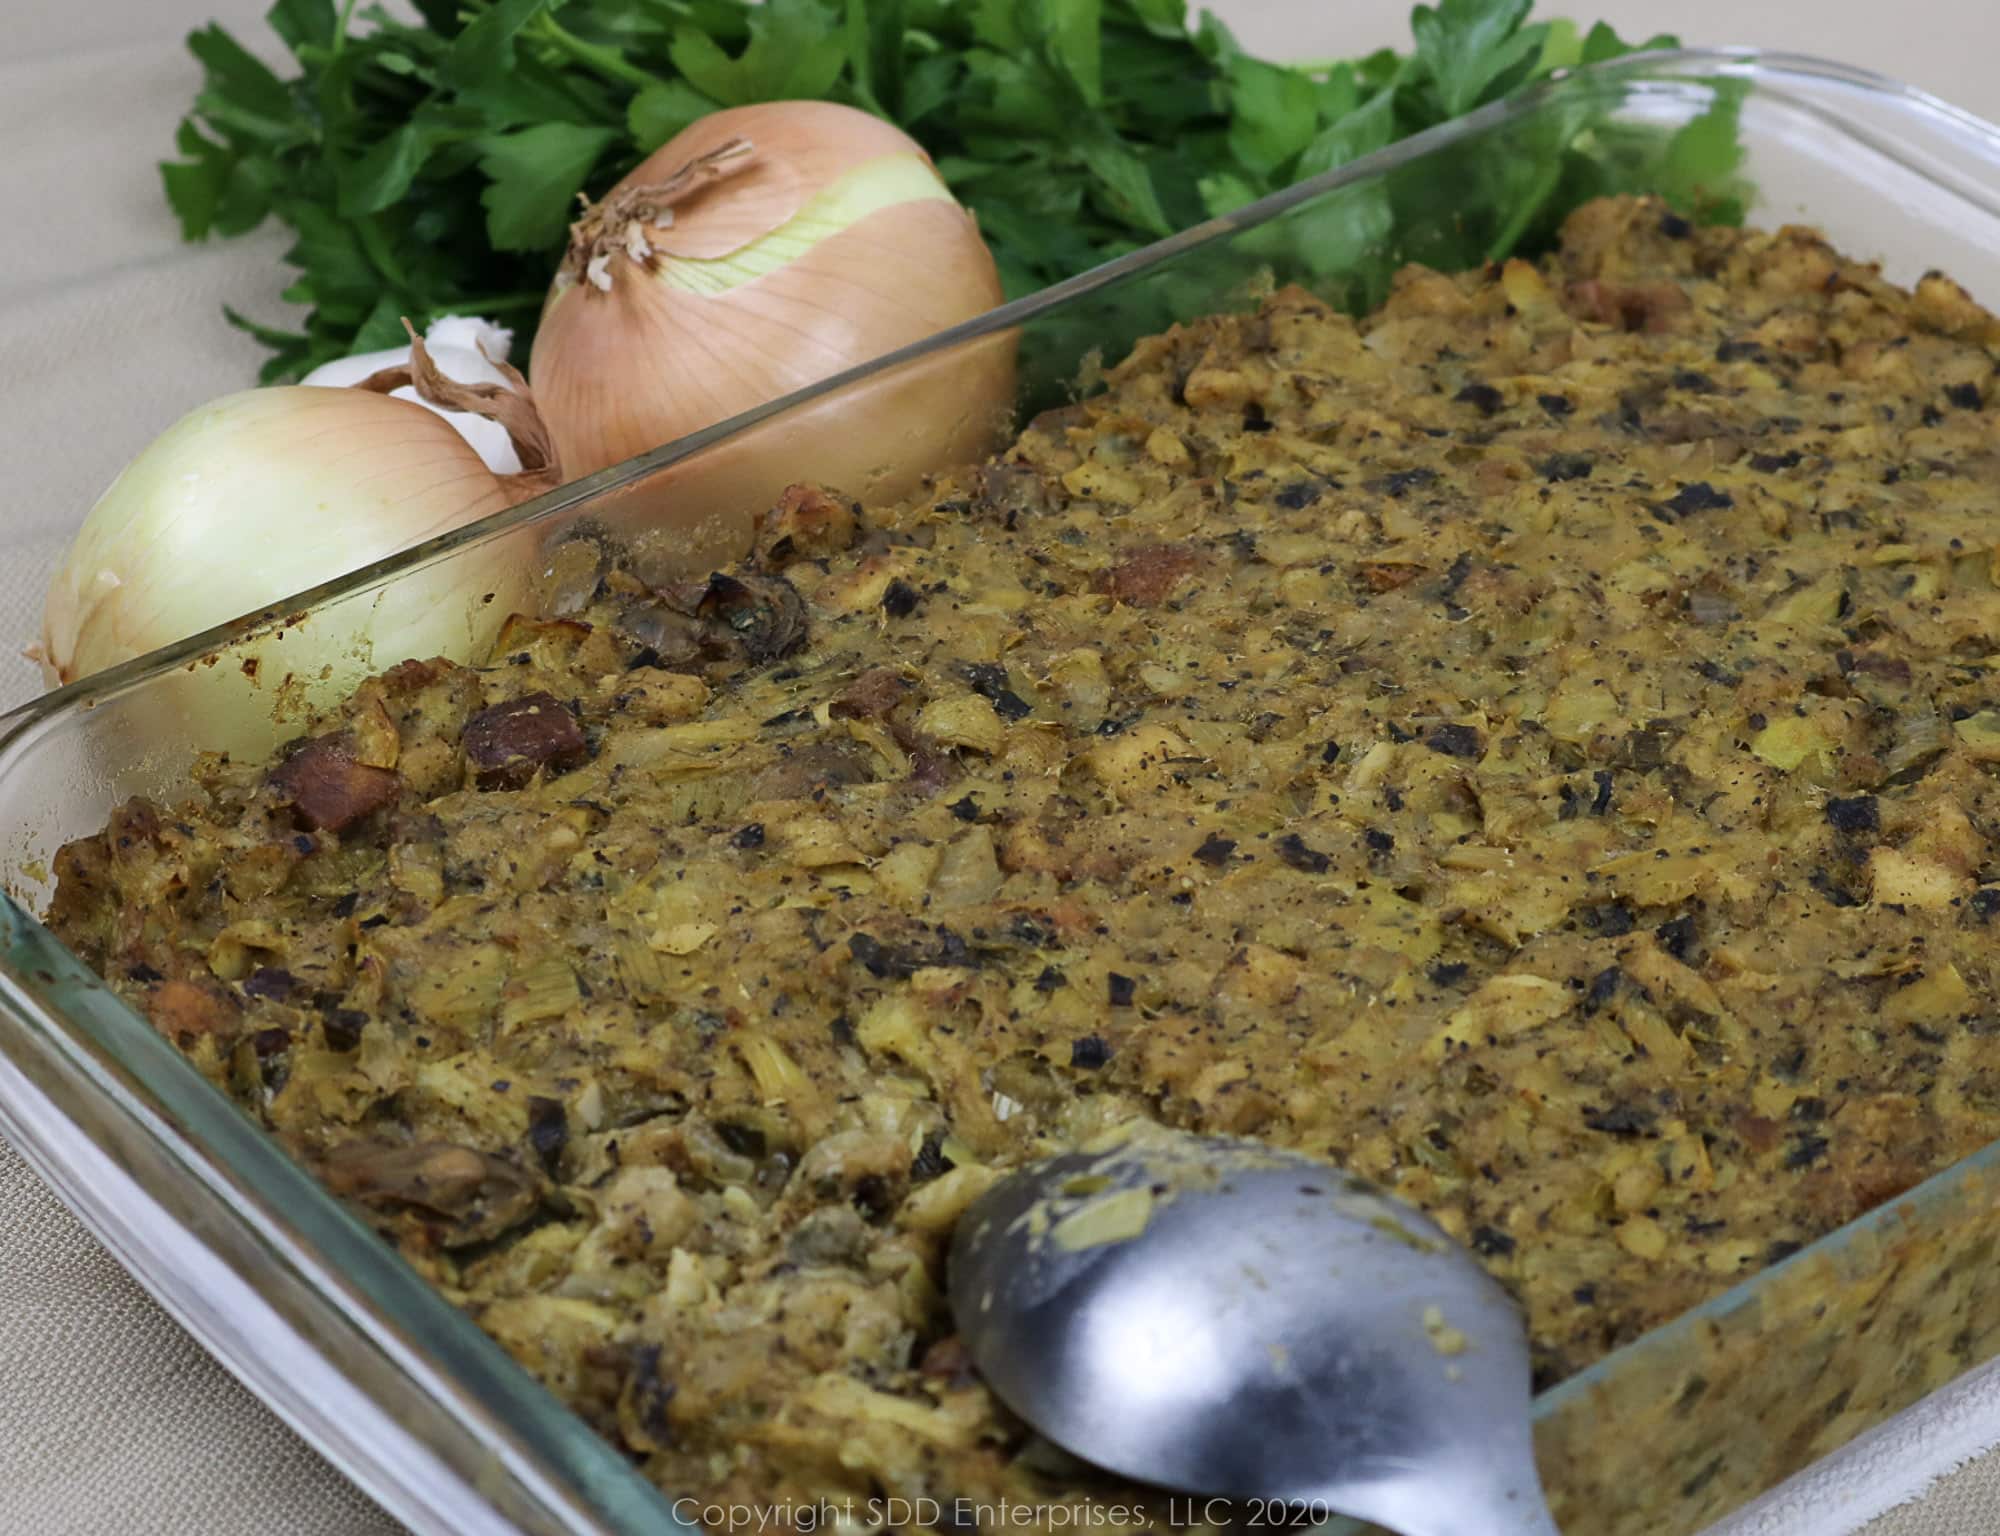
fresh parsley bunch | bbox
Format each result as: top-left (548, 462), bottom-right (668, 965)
top-left (166, 0), bottom-right (1743, 382)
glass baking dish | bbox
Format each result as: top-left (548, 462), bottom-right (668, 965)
top-left (6, 47), bottom-right (2000, 1536)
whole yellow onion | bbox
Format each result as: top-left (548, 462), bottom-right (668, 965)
top-left (38, 331), bottom-right (558, 756)
top-left (529, 100), bottom-right (1017, 576)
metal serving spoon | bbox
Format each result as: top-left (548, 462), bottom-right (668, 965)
top-left (948, 1125), bottom-right (1560, 1536)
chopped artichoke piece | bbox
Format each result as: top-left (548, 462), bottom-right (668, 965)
top-left (1427, 974), bottom-right (1573, 1061)
top-left (1868, 846), bottom-right (1972, 909)
top-left (499, 956), bottom-right (581, 1031)
top-left (917, 694), bottom-right (1008, 754)
top-left (1749, 715), bottom-right (1830, 773)
top-left (1952, 708), bottom-right (2000, 761)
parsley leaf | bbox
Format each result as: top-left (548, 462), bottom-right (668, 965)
top-left (446, 0), bottom-right (566, 91)
top-left (1041, 0), bottom-right (1106, 108)
top-left (1411, 0), bottom-right (1540, 117)
top-left (185, 23), bottom-right (296, 133)
top-left (264, 0), bottom-right (336, 53)
top-left (1224, 55), bottom-right (1320, 179)
top-left (629, 80), bottom-right (722, 153)
top-left (161, 121), bottom-right (236, 240)
top-left (1654, 77), bottom-right (1752, 216)
top-left (1077, 133), bottom-right (1173, 237)
top-left (478, 122), bottom-right (621, 250)
top-left (338, 109), bottom-right (478, 216)
top-left (669, 0), bottom-right (846, 104)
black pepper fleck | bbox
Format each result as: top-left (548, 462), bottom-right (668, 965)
top-left (322, 1009), bottom-right (368, 1052)
top-left (1750, 449), bottom-right (1802, 472)
top-left (1585, 1100), bottom-right (1656, 1136)
top-left (1193, 834), bottom-right (1237, 866)
top-left (910, 1131), bottom-right (952, 1183)
top-left (1590, 769), bottom-right (1614, 815)
top-left (1277, 834), bottom-right (1331, 874)
top-left (1454, 382), bottom-right (1504, 415)
top-left (1665, 481), bottom-right (1734, 516)
top-left (1424, 722), bottom-right (1484, 759)
top-left (1785, 1134), bottom-right (1830, 1170)
top-left (1824, 796), bottom-right (1880, 835)
top-left (1656, 913), bottom-right (1699, 960)
top-left (1070, 1035), bottom-right (1113, 1069)
top-left (1583, 966), bottom-right (1624, 1015)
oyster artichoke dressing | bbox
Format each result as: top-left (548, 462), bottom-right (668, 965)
top-left (46, 196), bottom-right (2000, 1524)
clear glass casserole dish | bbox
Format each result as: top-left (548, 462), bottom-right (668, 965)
top-left (6, 47), bottom-right (2000, 1536)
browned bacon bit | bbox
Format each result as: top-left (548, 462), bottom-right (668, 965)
top-left (377, 656), bottom-right (451, 692)
top-left (1357, 560), bottom-right (1427, 592)
top-left (270, 737), bottom-right (401, 832)
top-left (975, 461), bottom-right (1053, 520)
top-left (746, 742), bottom-right (877, 802)
top-left (1847, 651), bottom-right (1912, 684)
top-left (320, 1138), bottom-right (541, 1246)
top-left (754, 482), bottom-right (858, 566)
top-left (830, 667), bottom-right (909, 721)
top-left (1565, 278), bottom-right (1691, 334)
top-left (691, 571), bottom-right (809, 664)
top-left (905, 744), bottom-right (961, 797)
top-left (143, 977), bottom-right (240, 1047)
top-left (462, 692), bottom-right (587, 790)
top-left (107, 797), bottom-right (166, 851)
top-left (1095, 542), bottom-right (1202, 607)
top-left (919, 1335), bottom-right (978, 1385)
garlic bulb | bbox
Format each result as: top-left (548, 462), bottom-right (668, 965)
top-left (303, 316), bottom-right (525, 473)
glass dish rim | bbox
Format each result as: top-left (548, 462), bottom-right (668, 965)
top-left (5, 43), bottom-right (2000, 1536)
top-left (9, 44), bottom-right (1998, 756)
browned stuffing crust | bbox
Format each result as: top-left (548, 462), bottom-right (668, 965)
top-left (47, 196), bottom-right (2000, 1526)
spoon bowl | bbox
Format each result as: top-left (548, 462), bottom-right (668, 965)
top-left (948, 1125), bottom-right (1560, 1536)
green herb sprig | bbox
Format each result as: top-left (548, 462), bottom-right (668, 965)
top-left (165, 0), bottom-right (1744, 383)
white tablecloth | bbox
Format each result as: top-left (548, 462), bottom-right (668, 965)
top-left (3, 2), bottom-right (2000, 1532)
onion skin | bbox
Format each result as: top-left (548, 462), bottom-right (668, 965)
top-left (606, 326), bottom-right (1020, 587)
top-left (529, 100), bottom-right (1014, 567)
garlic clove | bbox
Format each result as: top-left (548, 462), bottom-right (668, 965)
top-left (302, 316), bottom-right (523, 474)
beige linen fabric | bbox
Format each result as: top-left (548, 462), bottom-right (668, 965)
top-left (2, 2), bottom-right (1999, 1532)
